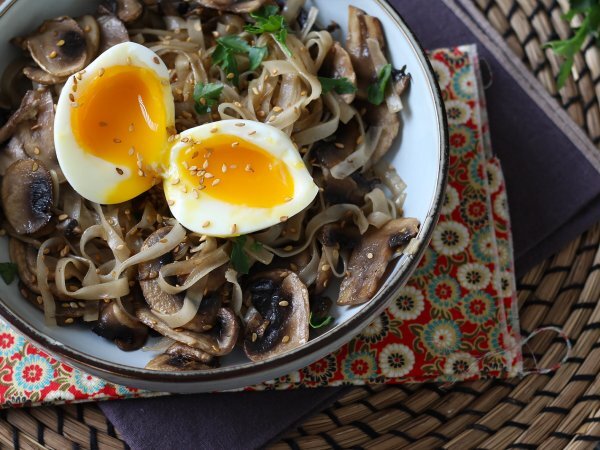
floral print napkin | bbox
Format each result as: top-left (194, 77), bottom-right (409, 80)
top-left (0, 44), bottom-right (520, 406)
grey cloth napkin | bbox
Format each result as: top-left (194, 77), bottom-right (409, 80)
top-left (100, 1), bottom-right (600, 449)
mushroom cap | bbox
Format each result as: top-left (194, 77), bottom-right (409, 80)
top-left (243, 270), bottom-right (309, 362)
top-left (1, 159), bottom-right (53, 235)
top-left (24, 17), bottom-right (87, 77)
top-left (321, 42), bottom-right (357, 104)
top-left (92, 301), bottom-right (149, 351)
top-left (97, 12), bottom-right (130, 53)
top-left (338, 217), bottom-right (419, 305)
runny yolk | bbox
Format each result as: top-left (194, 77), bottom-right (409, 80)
top-left (71, 65), bottom-right (168, 203)
top-left (178, 135), bottom-right (294, 208)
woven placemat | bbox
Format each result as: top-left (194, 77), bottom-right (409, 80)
top-left (0, 1), bottom-right (598, 448)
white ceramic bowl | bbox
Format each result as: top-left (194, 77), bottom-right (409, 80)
top-left (0, 0), bottom-right (448, 392)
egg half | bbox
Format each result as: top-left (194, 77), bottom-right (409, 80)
top-left (54, 42), bottom-right (175, 204)
top-left (164, 120), bottom-right (318, 236)
top-left (54, 43), bottom-right (318, 236)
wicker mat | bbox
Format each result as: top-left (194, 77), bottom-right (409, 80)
top-left (0, 1), bottom-right (598, 449)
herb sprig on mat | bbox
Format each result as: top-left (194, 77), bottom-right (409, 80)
top-left (546, 0), bottom-right (600, 88)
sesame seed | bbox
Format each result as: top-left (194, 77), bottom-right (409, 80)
top-left (65, 318), bottom-right (74, 324)
top-left (113, 138), bottom-right (121, 143)
top-left (70, 302), bottom-right (78, 308)
top-left (126, 56), bottom-right (132, 65)
top-left (84, 25), bottom-right (91, 32)
top-left (31, 162), bottom-right (39, 172)
top-left (322, 264), bottom-right (330, 271)
top-left (273, 106), bottom-right (282, 112)
top-left (36, 296), bottom-right (43, 305)
top-left (234, 102), bottom-right (242, 108)
top-left (68, 93), bottom-right (75, 102)
top-left (271, 69), bottom-right (278, 75)
top-left (49, 50), bottom-right (57, 59)
top-left (280, 216), bottom-right (288, 222)
top-left (267, 115), bottom-right (276, 123)
top-left (252, 87), bottom-right (259, 95)
top-left (180, 185), bottom-right (188, 193)
top-left (192, 189), bottom-right (199, 199)
top-left (221, 164), bottom-right (227, 173)
top-left (116, 244), bottom-right (125, 250)
top-left (116, 167), bottom-right (124, 175)
top-left (138, 169), bottom-right (144, 177)
top-left (137, 160), bottom-right (143, 169)
top-left (202, 324), bottom-right (213, 331)
top-left (33, 147), bottom-right (41, 155)
top-left (226, 72), bottom-right (235, 80)
top-left (128, 147), bottom-right (135, 156)
top-left (231, 223), bottom-right (237, 234)
top-left (335, 142), bottom-right (345, 149)
top-left (153, 56), bottom-right (160, 64)
top-left (279, 300), bottom-right (289, 307)
top-left (181, 137), bottom-right (190, 143)
top-left (367, 252), bottom-right (374, 259)
top-left (300, 90), bottom-right (307, 96)
top-left (248, 130), bottom-right (256, 135)
top-left (60, 245), bottom-right (70, 257)
top-left (284, 196), bottom-right (293, 202)
top-left (323, 279), bottom-right (329, 288)
top-left (31, 124), bottom-right (42, 131)
top-left (168, 199), bottom-right (175, 206)
top-left (282, 335), bottom-right (290, 343)
top-left (252, 332), bottom-right (257, 342)
top-left (202, 220), bottom-right (210, 227)
top-left (204, 172), bottom-right (214, 178)
top-left (212, 30), bottom-right (220, 37)
top-left (159, 238), bottom-right (168, 244)
top-left (171, 178), bottom-right (180, 185)
top-left (128, 123), bottom-right (135, 132)
top-left (76, 73), bottom-right (82, 80)
top-left (231, 141), bottom-right (239, 147)
top-left (98, 67), bottom-right (105, 77)
top-left (211, 127), bottom-right (218, 133)
top-left (284, 245), bottom-right (293, 251)
top-left (71, 101), bottom-right (79, 107)
top-left (356, 135), bottom-right (364, 145)
top-left (189, 165), bottom-right (198, 171)
top-left (202, 160), bottom-right (209, 169)
top-left (257, 110), bottom-right (266, 118)
top-left (57, 39), bottom-right (65, 46)
top-left (244, 164), bottom-right (253, 172)
top-left (212, 178), bottom-right (221, 186)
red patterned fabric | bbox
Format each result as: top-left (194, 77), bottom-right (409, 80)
top-left (0, 45), bottom-right (520, 406)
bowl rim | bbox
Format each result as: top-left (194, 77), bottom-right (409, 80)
top-left (0, 0), bottom-right (449, 384)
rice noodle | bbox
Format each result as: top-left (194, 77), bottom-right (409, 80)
top-left (154, 277), bottom-right (208, 327)
top-left (225, 268), bottom-right (243, 315)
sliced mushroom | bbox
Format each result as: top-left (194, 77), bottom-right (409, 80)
top-left (18, 281), bottom-right (84, 325)
top-left (76, 16), bottom-right (101, 65)
top-left (14, 90), bottom-right (64, 180)
top-left (22, 66), bottom-right (68, 85)
top-left (317, 222), bottom-right (362, 250)
top-left (1, 159), bottom-right (53, 235)
top-left (138, 227), bottom-right (216, 332)
top-left (243, 270), bottom-right (309, 362)
top-left (321, 42), bottom-right (357, 104)
top-left (392, 66), bottom-right (411, 97)
top-left (9, 238), bottom-right (39, 293)
top-left (364, 101), bottom-right (400, 163)
top-left (194, 0), bottom-right (267, 13)
top-left (97, 12), bottom-right (130, 53)
top-left (146, 342), bottom-right (217, 371)
top-left (310, 295), bottom-right (332, 323)
top-left (318, 172), bottom-right (379, 206)
top-left (23, 17), bottom-right (87, 77)
top-left (0, 90), bottom-right (41, 144)
top-left (102, 0), bottom-right (144, 23)
top-left (346, 6), bottom-right (385, 87)
top-left (135, 306), bottom-right (239, 355)
top-left (313, 118), bottom-right (360, 170)
top-left (0, 138), bottom-right (28, 176)
top-left (1, 59), bottom-right (32, 109)
top-left (338, 217), bottom-right (419, 305)
top-left (92, 300), bottom-right (149, 351)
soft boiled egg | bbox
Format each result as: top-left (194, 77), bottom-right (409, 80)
top-left (164, 120), bottom-right (318, 236)
top-left (54, 43), bottom-right (318, 237)
top-left (54, 42), bottom-right (174, 204)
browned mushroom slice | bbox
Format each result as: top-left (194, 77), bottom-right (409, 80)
top-left (1, 59), bottom-right (32, 109)
top-left (102, 0), bottom-right (144, 23)
top-left (23, 17), bottom-right (87, 77)
top-left (0, 90), bottom-right (41, 144)
top-left (22, 66), bottom-right (68, 85)
top-left (321, 42), bottom-right (357, 104)
top-left (338, 218), bottom-right (419, 306)
top-left (146, 342), bottom-right (217, 371)
top-left (0, 138), bottom-right (28, 176)
top-left (346, 6), bottom-right (385, 87)
top-left (243, 270), bottom-right (309, 362)
top-left (363, 101), bottom-right (400, 163)
top-left (393, 66), bottom-right (411, 97)
top-left (1, 159), bottom-right (53, 235)
top-left (14, 90), bottom-right (64, 180)
top-left (194, 0), bottom-right (267, 13)
top-left (135, 307), bottom-right (239, 355)
top-left (138, 227), bottom-right (216, 332)
top-left (76, 16), bottom-right (101, 65)
top-left (92, 301), bottom-right (149, 351)
top-left (97, 13), bottom-right (130, 53)
top-left (9, 238), bottom-right (39, 294)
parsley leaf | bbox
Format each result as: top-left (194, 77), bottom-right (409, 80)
top-left (193, 82), bottom-right (223, 114)
top-left (231, 236), bottom-right (251, 275)
top-left (546, 0), bottom-right (600, 88)
top-left (367, 63), bottom-right (392, 105)
top-left (245, 6), bottom-right (291, 56)
top-left (250, 240), bottom-right (264, 252)
top-left (318, 76), bottom-right (357, 95)
top-left (0, 262), bottom-right (18, 285)
top-left (309, 313), bottom-right (334, 329)
top-left (212, 36), bottom-right (268, 85)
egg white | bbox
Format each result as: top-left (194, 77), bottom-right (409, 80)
top-left (54, 42), bottom-right (174, 204)
top-left (164, 120), bottom-right (319, 236)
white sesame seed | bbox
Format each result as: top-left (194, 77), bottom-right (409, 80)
top-left (221, 164), bottom-right (227, 173)
top-left (335, 142), bottom-right (344, 149)
top-left (282, 335), bottom-right (290, 343)
top-left (171, 178), bottom-right (180, 185)
top-left (322, 264), bottom-right (330, 271)
top-left (31, 162), bottom-right (39, 172)
top-left (116, 244), bottom-right (125, 250)
top-left (284, 245), bottom-right (293, 251)
top-left (211, 127), bottom-right (218, 133)
top-left (280, 216), bottom-right (288, 222)
top-left (202, 220), bottom-right (210, 227)
top-left (245, 164), bottom-right (253, 172)
top-left (168, 199), bottom-right (175, 206)
top-left (205, 172), bottom-right (214, 178)
top-left (231, 223), bottom-right (237, 234)
top-left (98, 67), bottom-right (105, 77)
top-left (229, 164), bottom-right (237, 169)
top-left (203, 160), bottom-right (209, 169)
top-left (252, 87), bottom-right (259, 95)
top-left (248, 130), bottom-right (257, 135)
top-left (252, 332), bottom-right (257, 342)
top-left (367, 253), bottom-right (374, 259)
top-left (212, 179), bottom-right (221, 186)
top-left (65, 318), bottom-right (74, 324)
top-left (273, 106), bottom-right (282, 113)
top-left (279, 300), bottom-right (289, 307)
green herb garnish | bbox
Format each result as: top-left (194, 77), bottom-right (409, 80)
top-left (309, 313), bottom-right (334, 329)
top-left (318, 76), bottom-right (357, 95)
top-left (367, 63), bottom-right (392, 105)
top-left (212, 35), bottom-right (268, 87)
top-left (250, 240), bottom-right (264, 252)
top-left (231, 236), bottom-right (251, 275)
top-left (193, 82), bottom-right (224, 114)
top-left (245, 5), bottom-right (291, 56)
top-left (0, 263), bottom-right (18, 285)
top-left (546, 0), bottom-right (600, 88)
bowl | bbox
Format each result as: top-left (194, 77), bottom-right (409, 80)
top-left (0, 0), bottom-right (448, 392)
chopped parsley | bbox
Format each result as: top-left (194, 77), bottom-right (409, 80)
top-left (309, 313), bottom-right (334, 329)
top-left (245, 5), bottom-right (291, 56)
top-left (318, 76), bottom-right (357, 95)
top-left (231, 236), bottom-right (251, 275)
top-left (0, 262), bottom-right (18, 285)
top-left (367, 63), bottom-right (392, 105)
top-left (212, 35), bottom-right (268, 86)
top-left (193, 82), bottom-right (224, 114)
